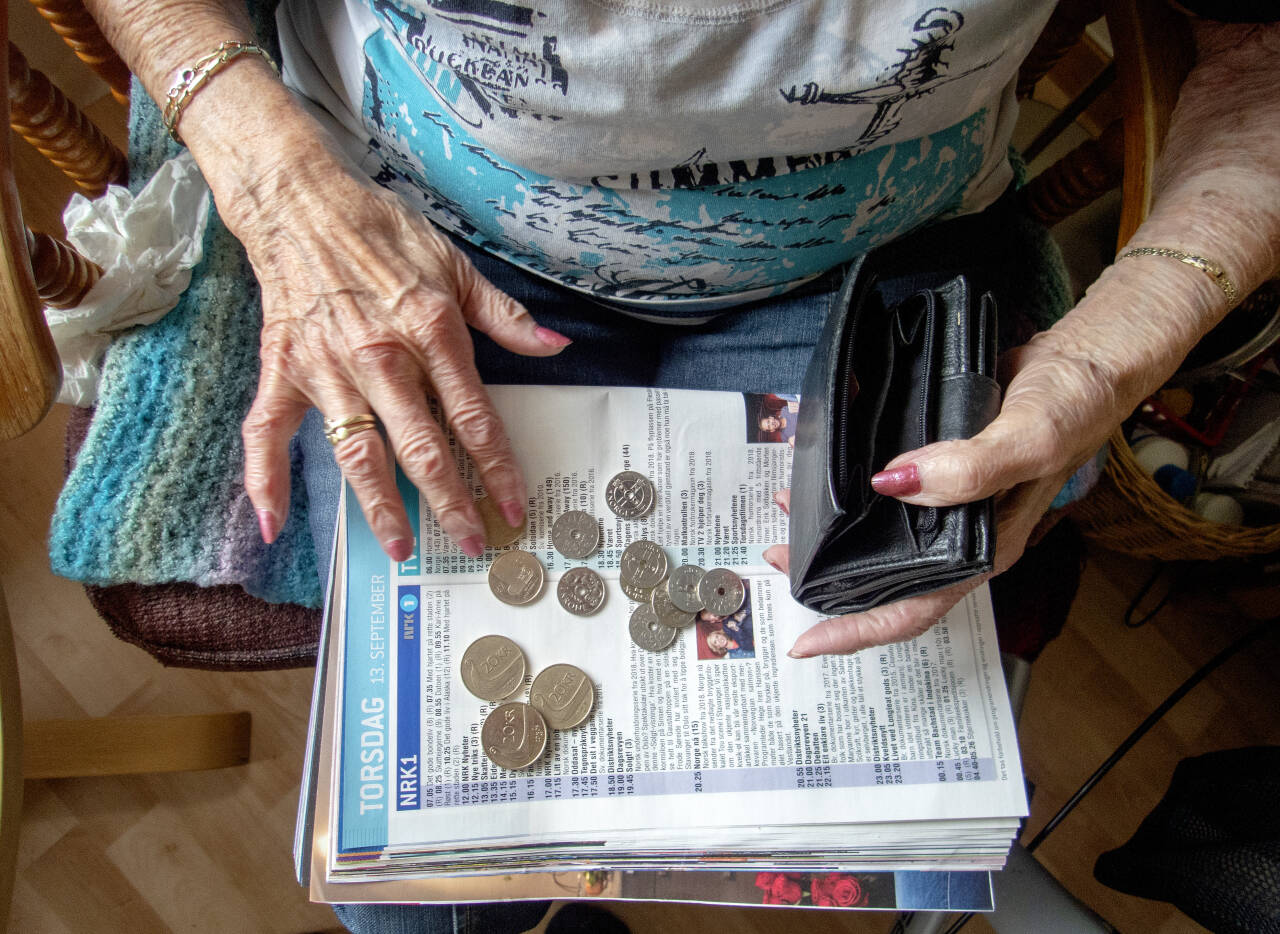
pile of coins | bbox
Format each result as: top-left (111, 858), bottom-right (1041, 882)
top-left (462, 634), bottom-right (596, 771)
top-left (623, 550), bottom-right (746, 653)
top-left (483, 468), bottom-right (748, 649)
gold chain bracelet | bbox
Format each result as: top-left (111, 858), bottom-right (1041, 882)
top-left (163, 41), bottom-right (280, 145)
top-left (1117, 247), bottom-right (1239, 306)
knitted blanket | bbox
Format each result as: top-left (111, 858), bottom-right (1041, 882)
top-left (48, 3), bottom-right (322, 609)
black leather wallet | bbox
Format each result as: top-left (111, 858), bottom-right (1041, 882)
top-left (788, 250), bottom-right (1002, 616)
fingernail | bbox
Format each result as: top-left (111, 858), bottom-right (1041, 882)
top-left (385, 538), bottom-right (414, 562)
top-left (772, 491), bottom-right (789, 515)
top-left (459, 535), bottom-right (485, 558)
top-left (256, 509), bottom-right (278, 544)
top-left (499, 499), bottom-right (524, 527)
top-left (787, 647), bottom-right (809, 659)
top-left (534, 326), bottom-right (573, 348)
top-left (764, 553), bottom-right (782, 572)
top-left (870, 463), bottom-right (921, 497)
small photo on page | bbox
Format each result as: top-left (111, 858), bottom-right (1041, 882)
top-left (695, 580), bottom-right (755, 661)
top-left (743, 392), bottom-right (799, 446)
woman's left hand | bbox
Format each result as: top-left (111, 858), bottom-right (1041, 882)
top-left (763, 318), bottom-right (1139, 657)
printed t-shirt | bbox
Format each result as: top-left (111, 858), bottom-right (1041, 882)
top-left (277, 0), bottom-right (1056, 311)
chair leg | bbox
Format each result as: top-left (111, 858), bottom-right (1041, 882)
top-left (22, 711), bottom-right (251, 779)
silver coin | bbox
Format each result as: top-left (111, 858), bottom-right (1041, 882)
top-left (650, 583), bottom-right (696, 628)
top-left (667, 565), bottom-right (706, 613)
top-left (619, 539), bottom-right (669, 589)
top-left (551, 510), bottom-right (600, 559)
top-left (699, 567), bottom-right (746, 616)
top-left (460, 635), bottom-right (527, 702)
top-left (619, 578), bottom-right (654, 603)
top-left (487, 550), bottom-right (544, 606)
top-left (605, 471), bottom-right (656, 520)
top-left (476, 495), bottom-right (526, 548)
top-left (481, 702), bottom-right (549, 770)
top-left (629, 605), bottom-right (678, 652)
top-left (529, 664), bottom-right (596, 730)
top-left (557, 567), bottom-right (607, 616)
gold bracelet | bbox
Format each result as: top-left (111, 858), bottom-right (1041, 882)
top-left (163, 41), bottom-right (280, 145)
top-left (1117, 247), bottom-right (1239, 306)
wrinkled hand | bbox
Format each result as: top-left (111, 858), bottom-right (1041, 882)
top-left (767, 331), bottom-right (1126, 657)
top-left (234, 153), bottom-right (569, 560)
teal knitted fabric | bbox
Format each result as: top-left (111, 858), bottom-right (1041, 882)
top-left (49, 3), bottom-right (321, 608)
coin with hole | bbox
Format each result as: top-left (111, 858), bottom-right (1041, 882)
top-left (620, 539), bottom-right (669, 589)
top-left (551, 510), bottom-right (600, 559)
top-left (606, 471), bottom-right (656, 520)
top-left (667, 565), bottom-right (706, 613)
top-left (699, 567), bottom-right (746, 616)
top-left (629, 604), bottom-right (678, 652)
top-left (557, 567), bottom-right (607, 616)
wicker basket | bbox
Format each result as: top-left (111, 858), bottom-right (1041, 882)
top-left (1074, 428), bottom-right (1280, 561)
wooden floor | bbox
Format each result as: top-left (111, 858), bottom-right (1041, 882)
top-left (5, 47), bottom-right (1280, 934)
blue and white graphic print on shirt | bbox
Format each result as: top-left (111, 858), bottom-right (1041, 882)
top-left (355, 1), bottom-right (992, 309)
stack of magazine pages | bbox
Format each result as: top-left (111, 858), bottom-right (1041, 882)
top-left (295, 386), bottom-right (1028, 912)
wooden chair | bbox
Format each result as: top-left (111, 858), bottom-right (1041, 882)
top-left (0, 8), bottom-right (252, 927)
top-left (5, 0), bottom-right (322, 671)
top-left (1019, 0), bottom-right (1195, 244)
top-left (2, 1), bottom-right (122, 441)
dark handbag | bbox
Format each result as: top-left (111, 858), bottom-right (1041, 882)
top-left (787, 249), bottom-right (1002, 615)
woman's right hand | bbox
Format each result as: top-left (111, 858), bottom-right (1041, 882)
top-left (202, 112), bottom-right (571, 561)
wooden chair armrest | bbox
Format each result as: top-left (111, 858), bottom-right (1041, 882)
top-left (1, 31), bottom-right (61, 441)
top-left (1105, 0), bottom-right (1195, 246)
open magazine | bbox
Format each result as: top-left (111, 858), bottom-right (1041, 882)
top-left (295, 386), bottom-right (1028, 910)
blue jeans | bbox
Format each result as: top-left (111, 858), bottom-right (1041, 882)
top-left (332, 901), bottom-right (552, 934)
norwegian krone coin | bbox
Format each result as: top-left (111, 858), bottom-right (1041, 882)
top-left (529, 664), bottom-right (596, 729)
top-left (629, 605), bottom-right (678, 652)
top-left (605, 471), bottom-right (656, 519)
top-left (699, 567), bottom-right (746, 616)
top-left (666, 565), bottom-right (706, 613)
top-left (476, 495), bottom-right (527, 548)
top-left (551, 510), bottom-right (600, 559)
top-left (487, 550), bottom-right (545, 606)
top-left (482, 702), bottom-right (549, 770)
top-left (651, 583), bottom-right (696, 628)
top-left (460, 635), bottom-right (527, 702)
top-left (620, 539), bottom-right (669, 589)
top-left (557, 567), bottom-right (607, 616)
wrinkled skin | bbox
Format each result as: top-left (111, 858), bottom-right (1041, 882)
top-left (229, 146), bottom-right (570, 559)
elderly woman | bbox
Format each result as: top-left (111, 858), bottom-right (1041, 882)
top-left (81, 0), bottom-right (1278, 930)
top-left (84, 0), bottom-right (1278, 654)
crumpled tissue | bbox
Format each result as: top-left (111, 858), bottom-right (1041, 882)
top-left (43, 150), bottom-right (212, 405)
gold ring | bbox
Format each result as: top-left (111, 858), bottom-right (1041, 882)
top-left (324, 414), bottom-right (378, 445)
